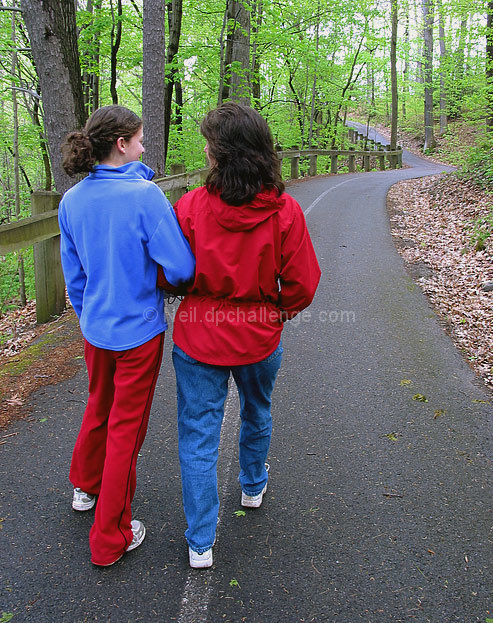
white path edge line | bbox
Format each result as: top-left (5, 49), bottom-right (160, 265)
top-left (176, 383), bottom-right (239, 623)
top-left (304, 175), bottom-right (366, 217)
top-left (176, 175), bottom-right (366, 622)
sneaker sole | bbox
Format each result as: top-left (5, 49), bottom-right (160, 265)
top-left (127, 522), bottom-right (146, 552)
top-left (92, 522), bottom-right (145, 566)
top-left (72, 499), bottom-right (96, 511)
top-left (189, 552), bottom-right (213, 568)
top-left (241, 484), bottom-right (267, 508)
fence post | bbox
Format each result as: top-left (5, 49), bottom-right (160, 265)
top-left (330, 153), bottom-right (338, 174)
top-left (348, 128), bottom-right (355, 142)
top-left (397, 146), bottom-right (403, 168)
top-left (290, 155), bottom-right (299, 180)
top-left (385, 145), bottom-right (393, 168)
top-left (348, 148), bottom-right (356, 173)
top-left (378, 145), bottom-right (386, 170)
top-left (363, 152), bottom-right (370, 172)
top-left (31, 191), bottom-right (65, 324)
top-left (309, 155), bottom-right (317, 177)
top-left (168, 164), bottom-right (187, 205)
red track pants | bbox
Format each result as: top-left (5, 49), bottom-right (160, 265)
top-left (69, 332), bottom-right (164, 565)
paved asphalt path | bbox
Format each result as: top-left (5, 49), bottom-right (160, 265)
top-left (1, 129), bottom-right (492, 623)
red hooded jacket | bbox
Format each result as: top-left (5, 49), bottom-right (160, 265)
top-left (170, 186), bottom-right (321, 365)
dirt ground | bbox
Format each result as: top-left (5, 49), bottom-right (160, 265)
top-left (0, 304), bottom-right (84, 429)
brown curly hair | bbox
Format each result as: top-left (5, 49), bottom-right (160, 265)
top-left (61, 105), bottom-right (142, 176)
top-left (200, 102), bottom-right (284, 206)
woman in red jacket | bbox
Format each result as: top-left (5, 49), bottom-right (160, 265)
top-left (171, 102), bottom-right (321, 568)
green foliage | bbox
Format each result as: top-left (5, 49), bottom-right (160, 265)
top-left (467, 207), bottom-right (493, 252)
top-left (4, 0), bottom-right (487, 177)
top-left (0, 250), bottom-right (35, 313)
top-left (384, 432), bottom-right (399, 441)
top-left (464, 135), bottom-right (493, 189)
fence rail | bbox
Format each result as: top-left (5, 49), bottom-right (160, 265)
top-left (0, 139), bottom-right (402, 323)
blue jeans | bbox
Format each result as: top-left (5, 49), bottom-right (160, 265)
top-left (172, 343), bottom-right (283, 554)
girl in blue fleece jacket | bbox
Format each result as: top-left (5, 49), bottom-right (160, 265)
top-left (59, 105), bottom-right (195, 566)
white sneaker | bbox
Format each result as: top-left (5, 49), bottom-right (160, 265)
top-left (241, 463), bottom-right (269, 508)
top-left (189, 546), bottom-right (213, 568)
top-left (94, 519), bottom-right (146, 567)
top-left (127, 519), bottom-right (146, 552)
top-left (241, 484), bottom-right (267, 508)
top-left (72, 487), bottom-right (96, 511)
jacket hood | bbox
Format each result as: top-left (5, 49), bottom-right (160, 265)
top-left (89, 161), bottom-right (155, 181)
top-left (209, 188), bottom-right (283, 232)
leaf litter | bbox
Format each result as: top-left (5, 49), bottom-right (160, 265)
top-left (388, 174), bottom-right (493, 391)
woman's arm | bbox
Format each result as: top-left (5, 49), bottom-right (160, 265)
top-left (278, 202), bottom-right (321, 319)
top-left (147, 188), bottom-right (195, 286)
top-left (58, 202), bottom-right (87, 318)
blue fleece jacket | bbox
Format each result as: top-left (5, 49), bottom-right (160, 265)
top-left (58, 161), bottom-right (195, 350)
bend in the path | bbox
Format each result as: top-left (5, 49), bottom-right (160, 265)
top-left (346, 119), bottom-right (454, 171)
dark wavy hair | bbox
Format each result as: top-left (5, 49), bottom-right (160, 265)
top-left (61, 105), bottom-right (142, 176)
top-left (200, 102), bottom-right (284, 206)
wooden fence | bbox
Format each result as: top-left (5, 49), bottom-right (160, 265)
top-left (0, 138), bottom-right (402, 323)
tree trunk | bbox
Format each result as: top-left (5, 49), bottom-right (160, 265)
top-left (301, 62), bottom-right (309, 146)
top-left (414, 0), bottom-right (423, 83)
top-left (390, 0), bottom-right (398, 151)
top-left (402, 10), bottom-right (409, 118)
top-left (11, 10), bottom-right (26, 306)
top-left (82, 0), bottom-right (102, 115)
top-left (129, 0), bottom-right (141, 18)
top-left (110, 0), bottom-right (122, 105)
top-left (331, 34), bottom-right (366, 148)
top-left (448, 17), bottom-right (467, 119)
top-left (437, 0), bottom-right (447, 136)
top-left (20, 0), bottom-right (86, 195)
top-left (366, 62), bottom-right (375, 113)
top-left (484, 7), bottom-right (493, 129)
top-left (218, 0), bottom-right (229, 105)
top-left (308, 0), bottom-right (320, 149)
top-left (175, 79), bottom-right (183, 136)
top-left (221, 0), bottom-right (251, 105)
top-left (422, 0), bottom-right (436, 151)
top-left (164, 0), bottom-right (183, 166)
top-left (12, 11), bottom-right (52, 189)
top-left (142, 0), bottom-right (166, 177)
top-left (251, 0), bottom-right (263, 107)
top-left (285, 57), bottom-right (304, 141)
top-left (382, 35), bottom-right (390, 125)
top-left (32, 85), bottom-right (52, 191)
top-left (12, 11), bottom-right (20, 224)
